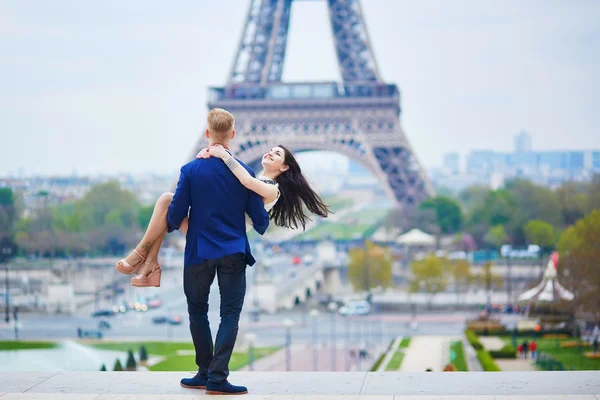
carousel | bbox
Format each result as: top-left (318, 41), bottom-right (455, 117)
top-left (518, 251), bottom-right (575, 327)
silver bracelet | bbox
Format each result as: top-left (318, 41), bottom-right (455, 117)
top-left (224, 155), bottom-right (241, 171)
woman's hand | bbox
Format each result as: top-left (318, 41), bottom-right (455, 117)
top-left (208, 144), bottom-right (229, 159)
top-left (196, 148), bottom-right (210, 159)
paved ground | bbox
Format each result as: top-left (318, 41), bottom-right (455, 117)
top-left (480, 337), bottom-right (506, 351)
top-left (496, 359), bottom-right (538, 372)
top-left (400, 336), bottom-right (456, 372)
top-left (1, 371), bottom-right (600, 397)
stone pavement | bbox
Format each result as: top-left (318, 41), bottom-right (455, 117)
top-left (479, 337), bottom-right (505, 352)
top-left (400, 336), bottom-right (456, 372)
top-left (495, 359), bottom-right (537, 372)
top-left (239, 344), bottom-right (375, 371)
top-left (1, 371), bottom-right (600, 398)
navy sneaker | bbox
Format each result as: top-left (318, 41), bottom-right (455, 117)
top-left (180, 373), bottom-right (207, 389)
top-left (206, 380), bottom-right (248, 395)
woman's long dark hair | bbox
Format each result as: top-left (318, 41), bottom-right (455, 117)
top-left (269, 145), bottom-right (331, 230)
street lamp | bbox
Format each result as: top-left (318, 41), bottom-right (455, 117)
top-left (3, 247), bottom-right (13, 324)
top-left (328, 301), bottom-right (338, 371)
top-left (309, 309), bottom-right (320, 371)
top-left (244, 332), bottom-right (257, 371)
top-left (282, 318), bottom-right (294, 371)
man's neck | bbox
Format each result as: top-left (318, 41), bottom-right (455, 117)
top-left (208, 142), bottom-right (231, 150)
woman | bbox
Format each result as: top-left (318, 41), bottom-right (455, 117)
top-left (115, 144), bottom-right (330, 287)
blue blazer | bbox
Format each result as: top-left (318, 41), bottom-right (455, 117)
top-left (166, 157), bottom-right (269, 267)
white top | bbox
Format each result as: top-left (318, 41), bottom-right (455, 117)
top-left (245, 176), bottom-right (280, 232)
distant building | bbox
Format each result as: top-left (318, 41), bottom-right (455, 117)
top-left (442, 153), bottom-right (460, 175)
top-left (514, 131), bottom-right (532, 153)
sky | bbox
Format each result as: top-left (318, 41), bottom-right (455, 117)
top-left (1, 0), bottom-right (599, 177)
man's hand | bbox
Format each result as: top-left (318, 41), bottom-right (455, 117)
top-left (196, 148), bottom-right (210, 159)
top-left (208, 144), bottom-right (229, 159)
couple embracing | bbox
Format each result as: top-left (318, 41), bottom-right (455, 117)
top-left (114, 108), bottom-right (330, 395)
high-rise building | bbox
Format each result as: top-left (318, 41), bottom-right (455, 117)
top-left (443, 153), bottom-right (460, 175)
top-left (514, 131), bottom-right (532, 153)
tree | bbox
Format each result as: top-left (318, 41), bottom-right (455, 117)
top-left (410, 255), bottom-right (448, 307)
top-left (449, 259), bottom-right (473, 305)
top-left (420, 196), bottom-right (463, 234)
top-left (0, 188), bottom-right (16, 239)
top-left (465, 190), bottom-right (517, 246)
top-left (139, 345), bottom-right (148, 366)
top-left (523, 220), bottom-right (555, 251)
top-left (348, 241), bottom-right (393, 291)
top-left (484, 225), bottom-right (507, 249)
top-left (126, 349), bottom-right (137, 371)
top-left (453, 233), bottom-right (477, 252)
top-left (113, 359), bottom-right (123, 371)
top-left (586, 174), bottom-right (600, 212)
top-left (557, 210), bottom-right (600, 316)
top-left (555, 181), bottom-right (588, 226)
top-left (505, 179), bottom-right (562, 244)
top-left (138, 205), bottom-right (155, 230)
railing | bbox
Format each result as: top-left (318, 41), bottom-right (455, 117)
top-left (208, 82), bottom-right (399, 102)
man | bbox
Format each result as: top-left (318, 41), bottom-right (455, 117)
top-left (167, 108), bottom-right (269, 395)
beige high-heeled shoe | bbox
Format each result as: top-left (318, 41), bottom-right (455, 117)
top-left (131, 262), bottom-right (161, 288)
top-left (115, 249), bottom-right (145, 275)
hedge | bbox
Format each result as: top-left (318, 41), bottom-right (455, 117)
top-left (465, 329), bottom-right (483, 350)
top-left (476, 349), bottom-right (501, 371)
top-left (489, 344), bottom-right (516, 359)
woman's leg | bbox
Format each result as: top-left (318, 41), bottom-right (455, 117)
top-left (133, 198), bottom-right (189, 277)
top-left (121, 192), bottom-right (173, 266)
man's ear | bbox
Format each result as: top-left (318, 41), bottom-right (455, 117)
top-left (205, 129), bottom-right (210, 139)
top-left (230, 129), bottom-right (236, 140)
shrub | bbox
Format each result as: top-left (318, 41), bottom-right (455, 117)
top-left (126, 350), bottom-right (137, 371)
top-left (139, 345), bottom-right (148, 366)
top-left (476, 349), bottom-right (501, 371)
top-left (113, 359), bottom-right (123, 371)
top-left (100, 364), bottom-right (106, 371)
top-left (490, 344), bottom-right (516, 359)
top-left (370, 353), bottom-right (386, 371)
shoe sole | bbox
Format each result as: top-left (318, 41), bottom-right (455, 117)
top-left (180, 383), bottom-right (206, 389)
top-left (206, 390), bottom-right (248, 395)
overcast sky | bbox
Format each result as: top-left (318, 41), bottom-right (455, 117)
top-left (1, 0), bottom-right (599, 177)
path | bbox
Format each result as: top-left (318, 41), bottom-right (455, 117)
top-left (496, 358), bottom-right (538, 371)
top-left (400, 335), bottom-right (455, 372)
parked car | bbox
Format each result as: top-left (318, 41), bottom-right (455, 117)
top-left (152, 316), bottom-right (167, 324)
top-left (339, 301), bottom-right (371, 316)
top-left (167, 316), bottom-right (183, 325)
top-left (91, 309), bottom-right (114, 318)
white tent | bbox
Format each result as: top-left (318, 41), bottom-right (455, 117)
top-left (518, 253), bottom-right (574, 303)
top-left (371, 227), bottom-right (401, 242)
top-left (395, 229), bottom-right (435, 246)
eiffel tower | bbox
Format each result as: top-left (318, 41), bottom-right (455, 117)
top-left (196, 0), bottom-right (434, 207)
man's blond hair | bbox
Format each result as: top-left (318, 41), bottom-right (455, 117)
top-left (207, 108), bottom-right (235, 141)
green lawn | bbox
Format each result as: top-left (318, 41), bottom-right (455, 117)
top-left (385, 351), bottom-right (405, 370)
top-left (85, 341), bottom-right (279, 371)
top-left (399, 337), bottom-right (411, 349)
top-left (450, 340), bottom-right (468, 371)
top-left (0, 341), bottom-right (58, 351)
top-left (501, 336), bottom-right (600, 370)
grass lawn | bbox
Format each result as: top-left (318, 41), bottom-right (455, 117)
top-left (384, 351), bottom-right (405, 371)
top-left (450, 341), bottom-right (468, 371)
top-left (0, 341), bottom-right (58, 351)
top-left (85, 341), bottom-right (279, 371)
top-left (399, 338), bottom-right (411, 349)
top-left (501, 336), bottom-right (600, 370)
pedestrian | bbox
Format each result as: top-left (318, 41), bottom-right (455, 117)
top-left (593, 336), bottom-right (599, 354)
top-left (517, 344), bottom-right (523, 359)
top-left (522, 340), bottom-right (529, 359)
top-left (530, 340), bottom-right (537, 359)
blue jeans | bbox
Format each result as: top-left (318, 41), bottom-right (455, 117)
top-left (184, 253), bottom-right (246, 383)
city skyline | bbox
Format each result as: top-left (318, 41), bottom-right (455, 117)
top-left (1, 0), bottom-right (599, 176)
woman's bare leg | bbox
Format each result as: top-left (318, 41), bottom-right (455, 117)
top-left (122, 192), bottom-right (173, 266)
top-left (132, 196), bottom-right (189, 277)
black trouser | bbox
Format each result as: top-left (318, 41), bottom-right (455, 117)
top-left (183, 253), bottom-right (246, 383)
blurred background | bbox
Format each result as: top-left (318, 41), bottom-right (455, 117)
top-left (0, 0), bottom-right (599, 374)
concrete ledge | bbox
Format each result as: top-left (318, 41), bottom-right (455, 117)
top-left (0, 372), bottom-right (599, 398)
